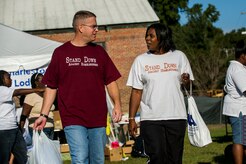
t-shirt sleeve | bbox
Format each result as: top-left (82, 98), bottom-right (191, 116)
top-left (101, 47), bottom-right (121, 85)
top-left (42, 49), bottom-right (59, 88)
top-left (180, 51), bottom-right (194, 81)
top-left (231, 69), bottom-right (246, 93)
top-left (126, 57), bottom-right (144, 89)
top-left (24, 94), bottom-right (34, 106)
top-left (0, 87), bottom-right (14, 103)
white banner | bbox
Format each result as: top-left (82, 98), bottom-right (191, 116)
top-left (10, 67), bottom-right (47, 89)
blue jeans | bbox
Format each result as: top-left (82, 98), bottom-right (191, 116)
top-left (229, 112), bottom-right (246, 145)
top-left (64, 125), bottom-right (106, 164)
top-left (0, 128), bottom-right (27, 164)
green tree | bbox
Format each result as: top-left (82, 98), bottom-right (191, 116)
top-left (148, 0), bottom-right (188, 26)
top-left (149, 1), bottom-right (244, 95)
top-left (173, 4), bottom-right (227, 95)
top-left (222, 27), bottom-right (246, 48)
top-left (182, 4), bottom-right (220, 50)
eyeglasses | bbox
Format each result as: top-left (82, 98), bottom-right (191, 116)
top-left (81, 24), bottom-right (98, 30)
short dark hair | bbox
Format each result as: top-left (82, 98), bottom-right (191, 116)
top-left (146, 23), bottom-right (176, 53)
top-left (72, 10), bottom-right (96, 31)
top-left (235, 39), bottom-right (246, 59)
top-left (0, 70), bottom-right (8, 86)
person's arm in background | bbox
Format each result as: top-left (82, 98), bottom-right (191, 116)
top-left (19, 103), bottom-right (33, 131)
top-left (106, 81), bottom-right (122, 123)
top-left (128, 88), bottom-right (142, 138)
top-left (33, 87), bottom-right (57, 130)
top-left (12, 88), bottom-right (44, 132)
top-left (13, 88), bottom-right (44, 97)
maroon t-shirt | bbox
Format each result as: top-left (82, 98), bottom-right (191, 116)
top-left (42, 42), bottom-right (121, 128)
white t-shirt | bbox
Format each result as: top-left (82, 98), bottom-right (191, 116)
top-left (223, 60), bottom-right (246, 117)
top-left (0, 86), bottom-right (18, 130)
top-left (127, 50), bottom-right (194, 121)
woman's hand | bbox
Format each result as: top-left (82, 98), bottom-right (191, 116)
top-left (181, 73), bottom-right (190, 87)
top-left (128, 119), bottom-right (138, 138)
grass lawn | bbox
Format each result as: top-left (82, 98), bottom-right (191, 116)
top-left (62, 124), bottom-right (233, 164)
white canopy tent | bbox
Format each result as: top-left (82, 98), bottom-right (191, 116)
top-left (0, 23), bottom-right (61, 88)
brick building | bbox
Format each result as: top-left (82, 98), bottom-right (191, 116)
top-left (0, 0), bottom-right (159, 112)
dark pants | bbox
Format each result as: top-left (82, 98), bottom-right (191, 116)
top-left (0, 128), bottom-right (27, 164)
top-left (141, 120), bottom-right (186, 164)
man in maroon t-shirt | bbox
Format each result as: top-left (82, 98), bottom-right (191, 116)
top-left (33, 10), bottom-right (122, 163)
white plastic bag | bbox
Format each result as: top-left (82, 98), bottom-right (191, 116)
top-left (29, 130), bottom-right (62, 164)
top-left (185, 84), bottom-right (212, 147)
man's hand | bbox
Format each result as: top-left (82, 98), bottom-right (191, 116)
top-left (33, 116), bottom-right (47, 130)
top-left (112, 107), bottom-right (122, 123)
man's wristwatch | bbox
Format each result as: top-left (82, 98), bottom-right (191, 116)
top-left (40, 113), bottom-right (48, 119)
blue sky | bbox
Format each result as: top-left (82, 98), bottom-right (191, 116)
top-left (179, 0), bottom-right (246, 33)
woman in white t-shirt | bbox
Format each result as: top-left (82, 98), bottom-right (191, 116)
top-left (127, 23), bottom-right (194, 164)
top-left (19, 73), bottom-right (55, 140)
top-left (223, 39), bottom-right (246, 164)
